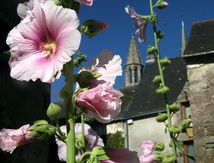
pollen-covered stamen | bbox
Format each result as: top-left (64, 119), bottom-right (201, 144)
top-left (42, 42), bottom-right (57, 55)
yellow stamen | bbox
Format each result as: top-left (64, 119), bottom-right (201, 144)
top-left (42, 42), bottom-right (56, 55)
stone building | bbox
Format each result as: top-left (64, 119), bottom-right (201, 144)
top-left (107, 19), bottom-right (214, 163)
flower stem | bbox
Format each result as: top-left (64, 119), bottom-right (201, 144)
top-left (81, 113), bottom-right (85, 151)
top-left (149, 0), bottom-right (177, 160)
top-left (66, 118), bottom-right (76, 163)
top-left (62, 59), bottom-right (76, 163)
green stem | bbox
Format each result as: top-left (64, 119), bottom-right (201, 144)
top-left (66, 118), bottom-right (76, 163)
top-left (62, 59), bottom-right (76, 163)
top-left (55, 117), bottom-right (64, 137)
top-left (78, 151), bottom-right (92, 163)
top-left (81, 113), bottom-right (85, 151)
top-left (149, 0), bottom-right (177, 160)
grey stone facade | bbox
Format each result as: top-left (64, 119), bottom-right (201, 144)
top-left (186, 63), bottom-right (214, 163)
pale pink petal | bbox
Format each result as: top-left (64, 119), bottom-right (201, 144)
top-left (77, 83), bottom-right (123, 123)
top-left (6, 0), bottom-right (81, 83)
top-left (0, 124), bottom-right (31, 153)
top-left (102, 148), bottom-right (140, 163)
top-left (93, 55), bottom-right (122, 86)
top-left (77, 0), bottom-right (93, 6)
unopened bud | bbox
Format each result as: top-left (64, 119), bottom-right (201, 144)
top-left (156, 85), bottom-right (169, 94)
top-left (168, 103), bottom-right (179, 112)
top-left (47, 103), bottom-right (61, 118)
top-left (181, 119), bottom-right (192, 129)
top-left (160, 57), bottom-right (171, 67)
top-left (156, 113), bottom-right (168, 122)
top-left (28, 120), bottom-right (56, 140)
top-left (163, 154), bottom-right (176, 163)
top-left (155, 142), bottom-right (165, 151)
top-left (168, 126), bottom-right (181, 134)
top-left (147, 46), bottom-right (158, 54)
top-left (76, 70), bottom-right (94, 88)
top-left (156, 0), bottom-right (169, 9)
top-left (153, 75), bottom-right (161, 84)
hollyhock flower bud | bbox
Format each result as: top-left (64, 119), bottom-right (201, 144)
top-left (168, 125), bottom-right (181, 134)
top-left (101, 148), bottom-right (140, 163)
top-left (153, 75), bottom-right (161, 84)
top-left (76, 83), bottom-right (123, 123)
top-left (140, 141), bottom-right (156, 163)
top-left (163, 154), bottom-right (176, 162)
top-left (155, 0), bottom-right (169, 9)
top-left (77, 0), bottom-right (93, 6)
top-left (28, 120), bottom-right (56, 140)
top-left (154, 142), bottom-right (165, 151)
top-left (55, 123), bottom-right (104, 161)
top-left (0, 124), bottom-right (31, 153)
top-left (156, 85), bottom-right (169, 94)
top-left (47, 103), bottom-right (62, 118)
top-left (81, 19), bottom-right (108, 38)
top-left (156, 113), bottom-right (168, 122)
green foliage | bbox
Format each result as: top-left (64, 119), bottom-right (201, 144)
top-left (106, 131), bottom-right (125, 148)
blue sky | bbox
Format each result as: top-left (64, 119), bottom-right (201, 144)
top-left (51, 0), bottom-right (214, 102)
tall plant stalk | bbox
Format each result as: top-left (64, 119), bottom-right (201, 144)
top-left (149, 0), bottom-right (177, 160)
top-left (62, 59), bottom-right (76, 163)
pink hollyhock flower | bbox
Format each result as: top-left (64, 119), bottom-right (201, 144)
top-left (0, 124), bottom-right (31, 153)
top-left (139, 141), bottom-right (156, 163)
top-left (7, 0), bottom-right (81, 83)
top-left (101, 148), bottom-right (140, 163)
top-left (91, 54), bottom-right (122, 86)
top-left (77, 0), bottom-right (93, 6)
top-left (125, 5), bottom-right (147, 43)
top-left (76, 83), bottom-right (123, 123)
top-left (55, 123), bottom-right (104, 161)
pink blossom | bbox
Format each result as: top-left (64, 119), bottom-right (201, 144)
top-left (77, 0), bottom-right (93, 6)
top-left (7, 0), bottom-right (81, 83)
top-left (102, 148), bottom-right (140, 163)
top-left (0, 124), bottom-right (31, 153)
top-left (139, 141), bottom-right (156, 163)
top-left (91, 54), bottom-right (122, 86)
top-left (76, 83), bottom-right (123, 123)
top-left (125, 5), bottom-right (147, 43)
top-left (55, 123), bottom-right (104, 161)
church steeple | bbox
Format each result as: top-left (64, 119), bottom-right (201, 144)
top-left (125, 35), bottom-right (143, 88)
top-left (181, 21), bottom-right (188, 55)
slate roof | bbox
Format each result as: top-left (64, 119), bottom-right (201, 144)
top-left (115, 57), bottom-right (187, 121)
top-left (183, 19), bottom-right (214, 57)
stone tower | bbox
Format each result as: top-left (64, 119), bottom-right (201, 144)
top-left (181, 21), bottom-right (188, 55)
top-left (125, 35), bottom-right (143, 87)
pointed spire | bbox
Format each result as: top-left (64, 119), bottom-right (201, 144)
top-left (126, 34), bottom-right (142, 65)
top-left (181, 21), bottom-right (188, 55)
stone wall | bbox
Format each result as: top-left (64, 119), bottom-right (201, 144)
top-left (186, 63), bottom-right (214, 163)
top-left (126, 117), bottom-right (171, 156)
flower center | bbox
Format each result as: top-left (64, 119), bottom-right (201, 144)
top-left (42, 42), bottom-right (56, 55)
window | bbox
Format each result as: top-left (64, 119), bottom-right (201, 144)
top-left (129, 68), bottom-right (132, 83)
top-left (134, 67), bottom-right (138, 83)
top-left (181, 102), bottom-right (191, 119)
top-left (184, 141), bottom-right (195, 163)
top-left (181, 102), bottom-right (195, 163)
